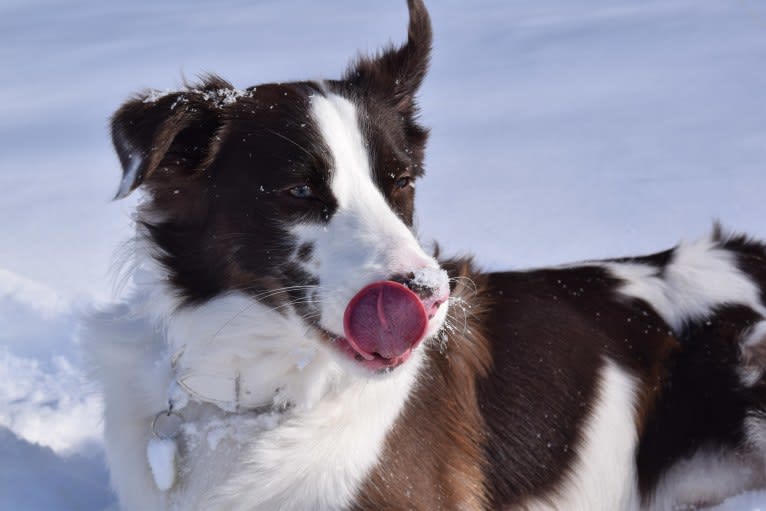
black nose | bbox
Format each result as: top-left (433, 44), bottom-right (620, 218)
top-left (389, 272), bottom-right (435, 299)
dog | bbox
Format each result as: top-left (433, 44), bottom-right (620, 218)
top-left (86, 1), bottom-right (766, 509)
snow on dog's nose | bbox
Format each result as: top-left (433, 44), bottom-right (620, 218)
top-left (397, 267), bottom-right (451, 320)
top-left (343, 281), bottom-right (428, 360)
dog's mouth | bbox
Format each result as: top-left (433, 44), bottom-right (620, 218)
top-left (319, 281), bottom-right (446, 373)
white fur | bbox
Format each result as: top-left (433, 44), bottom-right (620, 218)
top-left (603, 235), bottom-right (766, 333)
top-left (167, 292), bottom-right (335, 412)
top-left (85, 268), bottom-right (427, 511)
top-left (292, 89), bottom-right (448, 344)
top-left (204, 351), bottom-right (424, 511)
top-left (524, 360), bottom-right (640, 511)
top-left (85, 296), bottom-right (173, 511)
top-left (647, 447), bottom-right (766, 510)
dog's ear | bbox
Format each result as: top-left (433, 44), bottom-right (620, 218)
top-left (346, 0), bottom-right (432, 113)
top-left (111, 82), bottom-right (226, 199)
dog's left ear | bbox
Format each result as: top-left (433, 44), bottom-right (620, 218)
top-left (345, 0), bottom-right (432, 113)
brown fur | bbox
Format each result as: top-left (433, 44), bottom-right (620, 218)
top-left (352, 259), bottom-right (492, 510)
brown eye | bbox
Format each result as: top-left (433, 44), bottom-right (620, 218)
top-left (394, 176), bottom-right (412, 190)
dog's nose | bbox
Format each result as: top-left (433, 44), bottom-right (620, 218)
top-left (390, 268), bottom-right (450, 320)
top-left (390, 272), bottom-right (436, 299)
top-left (390, 272), bottom-right (426, 295)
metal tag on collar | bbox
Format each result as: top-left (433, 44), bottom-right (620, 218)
top-left (147, 405), bottom-right (184, 492)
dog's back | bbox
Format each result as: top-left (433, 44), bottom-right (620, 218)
top-left (351, 232), bottom-right (766, 510)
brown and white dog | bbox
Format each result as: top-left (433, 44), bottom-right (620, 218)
top-left (86, 1), bottom-right (766, 509)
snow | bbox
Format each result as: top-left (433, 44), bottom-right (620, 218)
top-left (714, 491), bottom-right (766, 511)
top-left (0, 427), bottom-right (115, 511)
top-left (141, 86), bottom-right (254, 108)
top-left (411, 267), bottom-right (449, 292)
top-left (1, 0), bottom-right (766, 509)
top-left (142, 89), bottom-right (175, 104)
top-left (0, 269), bottom-right (103, 456)
top-left (200, 88), bottom-right (252, 106)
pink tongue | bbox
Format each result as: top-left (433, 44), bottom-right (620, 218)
top-left (343, 281), bottom-right (428, 360)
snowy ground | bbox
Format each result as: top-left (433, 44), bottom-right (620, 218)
top-left (1, 0), bottom-right (766, 509)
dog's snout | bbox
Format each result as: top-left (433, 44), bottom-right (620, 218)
top-left (390, 272), bottom-right (434, 299)
top-left (389, 267), bottom-right (450, 320)
top-left (390, 272), bottom-right (426, 296)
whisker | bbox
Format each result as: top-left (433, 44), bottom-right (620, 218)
top-left (247, 285), bottom-right (318, 301)
top-left (204, 288), bottom-right (324, 345)
top-left (300, 312), bottom-right (323, 324)
top-left (264, 298), bottom-right (322, 315)
top-left (267, 129), bottom-right (314, 159)
top-left (449, 275), bottom-right (478, 294)
top-left (447, 296), bottom-right (473, 335)
top-left (206, 300), bottom-right (260, 345)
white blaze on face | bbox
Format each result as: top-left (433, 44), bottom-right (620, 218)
top-left (293, 90), bottom-right (445, 338)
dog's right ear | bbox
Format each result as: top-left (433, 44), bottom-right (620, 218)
top-left (111, 91), bottom-right (220, 199)
top-left (345, 0), bottom-right (432, 113)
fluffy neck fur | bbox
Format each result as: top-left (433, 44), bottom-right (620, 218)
top-left (86, 256), bottom-right (430, 511)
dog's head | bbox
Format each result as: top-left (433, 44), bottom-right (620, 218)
top-left (112, 0), bottom-right (448, 382)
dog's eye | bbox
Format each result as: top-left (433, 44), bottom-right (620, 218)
top-left (288, 185), bottom-right (314, 199)
top-left (394, 176), bottom-right (412, 190)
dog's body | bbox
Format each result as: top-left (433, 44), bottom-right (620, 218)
top-left (87, 1), bottom-right (766, 510)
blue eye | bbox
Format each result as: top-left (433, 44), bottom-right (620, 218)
top-left (394, 176), bottom-right (412, 189)
top-left (288, 184), bottom-right (314, 199)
